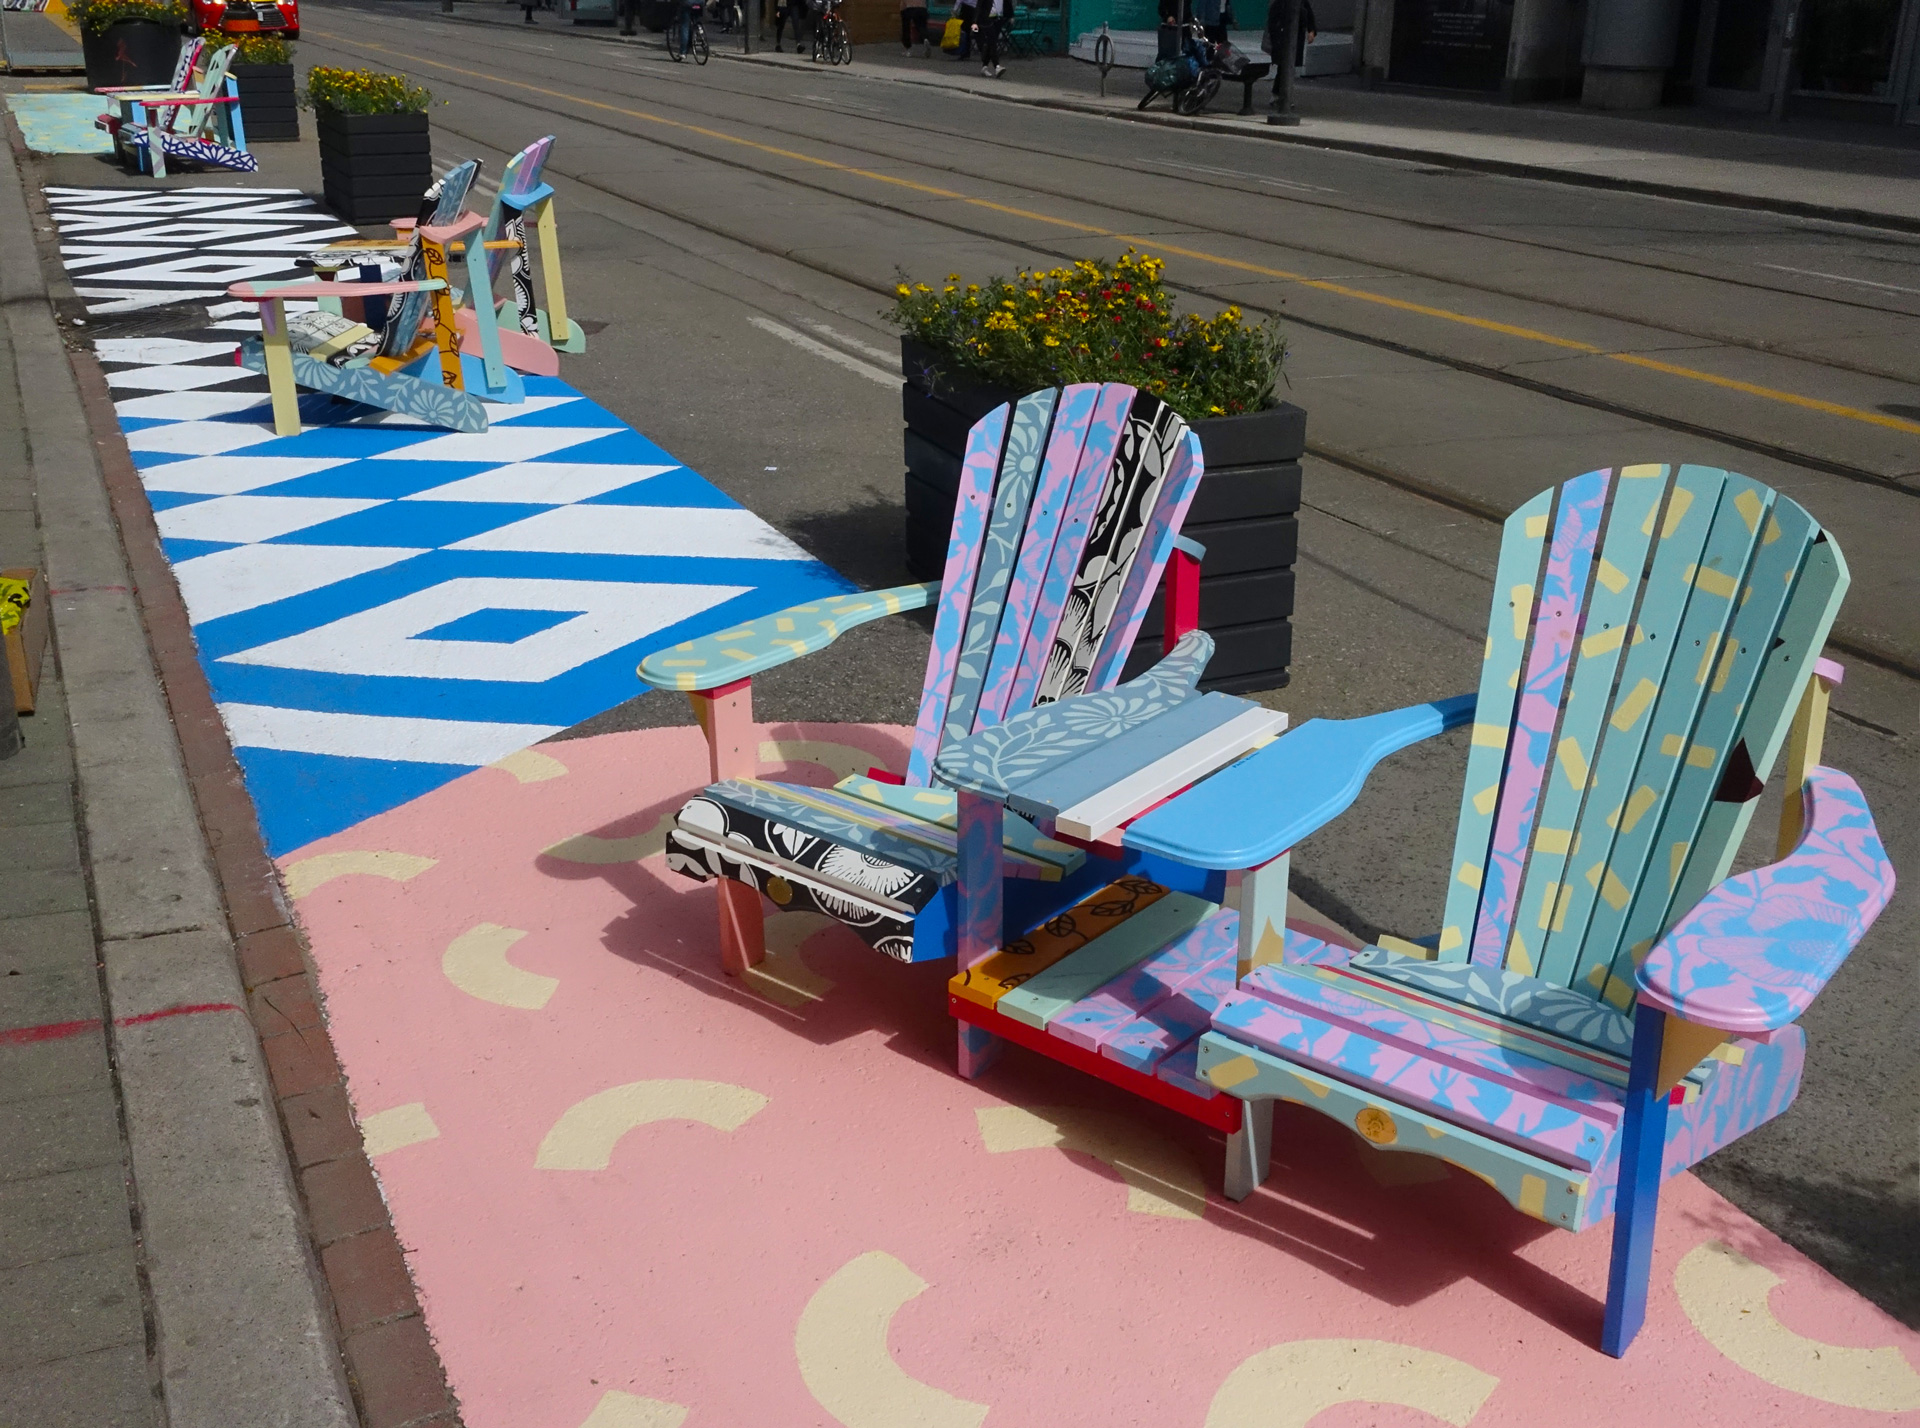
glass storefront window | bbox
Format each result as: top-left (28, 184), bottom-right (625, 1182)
top-left (1796, 0), bottom-right (1905, 95)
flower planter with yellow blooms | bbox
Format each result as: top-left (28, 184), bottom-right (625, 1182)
top-left (306, 66), bottom-right (432, 223)
top-left (892, 252), bottom-right (1303, 695)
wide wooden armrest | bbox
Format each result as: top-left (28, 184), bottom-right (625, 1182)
top-left (1123, 692), bottom-right (1477, 870)
top-left (1636, 766), bottom-right (1894, 1035)
top-left (500, 181), bottom-right (556, 209)
top-left (931, 629), bottom-right (1217, 804)
top-left (227, 278), bottom-right (448, 301)
top-left (419, 210), bottom-right (486, 243)
top-left (390, 217), bottom-right (418, 232)
top-left (637, 583), bottom-right (938, 692)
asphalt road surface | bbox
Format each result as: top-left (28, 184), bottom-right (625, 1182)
top-left (287, 0), bottom-right (1919, 1325)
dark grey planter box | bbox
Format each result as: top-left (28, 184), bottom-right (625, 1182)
top-left (83, 20), bottom-right (179, 91)
top-left (233, 62), bottom-right (297, 142)
top-left (316, 108), bottom-right (430, 223)
top-left (901, 337), bottom-right (1301, 695)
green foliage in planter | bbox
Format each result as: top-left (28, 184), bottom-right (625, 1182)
top-left (888, 251), bottom-right (1285, 421)
top-left (303, 64), bottom-right (430, 115)
top-left (232, 33), bottom-right (292, 64)
top-left (67, 0), bottom-right (186, 35)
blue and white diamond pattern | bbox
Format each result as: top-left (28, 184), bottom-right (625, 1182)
top-left (98, 330), bottom-right (850, 855)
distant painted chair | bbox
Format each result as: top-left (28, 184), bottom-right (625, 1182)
top-left (96, 35), bottom-right (206, 104)
top-left (96, 42), bottom-right (256, 177)
top-left (449, 134), bottom-right (588, 376)
top-left (638, 384), bottom-right (1241, 976)
top-left (1151, 464), bottom-right (1894, 1357)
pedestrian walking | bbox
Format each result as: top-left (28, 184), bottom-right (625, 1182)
top-left (952, 0), bottom-right (976, 59)
top-left (974, 0), bottom-right (1008, 76)
top-left (775, 0), bottom-right (808, 50)
top-left (900, 0), bottom-right (930, 54)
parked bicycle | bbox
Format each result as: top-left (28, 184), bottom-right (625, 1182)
top-left (666, 0), bottom-right (711, 63)
top-left (1139, 20), bottom-right (1221, 115)
top-left (810, 0), bottom-right (851, 64)
top-left (707, 0), bottom-right (741, 31)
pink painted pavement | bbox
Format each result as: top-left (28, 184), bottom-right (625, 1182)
top-left (284, 722), bottom-right (1920, 1428)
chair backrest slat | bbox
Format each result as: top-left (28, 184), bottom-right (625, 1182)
top-left (487, 136), bottom-right (553, 283)
top-left (1087, 425), bottom-right (1204, 691)
top-left (1467, 466), bottom-right (1613, 969)
top-left (1436, 486), bottom-right (1555, 960)
top-left (1437, 463), bottom-right (1844, 1013)
top-left (1507, 464), bottom-right (1669, 983)
top-left (906, 401), bottom-right (1012, 784)
top-left (973, 383), bottom-right (1101, 731)
top-left (1038, 393), bottom-right (1192, 705)
top-left (378, 160), bottom-right (481, 361)
top-left (941, 389), bottom-right (1057, 745)
top-left (906, 383), bottom-right (1197, 787)
top-left (1003, 384), bottom-right (1136, 715)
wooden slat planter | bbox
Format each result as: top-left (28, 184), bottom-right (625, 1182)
top-left (316, 108), bottom-right (430, 223)
top-left (233, 62), bottom-right (298, 142)
top-left (900, 336), bottom-right (1303, 694)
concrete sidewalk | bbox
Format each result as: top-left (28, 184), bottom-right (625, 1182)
top-left (0, 124), bottom-right (365, 1426)
top-left (444, 0), bottom-right (1920, 229)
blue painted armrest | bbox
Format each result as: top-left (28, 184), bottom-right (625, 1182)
top-left (637, 583), bottom-right (938, 692)
top-left (1636, 766), bottom-right (1895, 1035)
top-left (500, 182), bottom-right (556, 209)
top-left (1124, 693), bottom-right (1478, 869)
top-left (933, 629), bottom-right (1216, 799)
top-left (1171, 534), bottom-right (1206, 561)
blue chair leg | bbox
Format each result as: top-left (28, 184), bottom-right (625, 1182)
top-left (1602, 1003), bottom-right (1673, 1357)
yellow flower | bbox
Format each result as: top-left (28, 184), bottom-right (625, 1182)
top-left (895, 284), bottom-right (911, 296)
top-left (1209, 405), bottom-right (1224, 415)
top-left (1043, 335), bottom-right (1060, 347)
top-left (915, 284), bottom-right (933, 293)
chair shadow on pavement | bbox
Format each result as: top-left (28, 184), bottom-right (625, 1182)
top-left (532, 734), bottom-right (1611, 1346)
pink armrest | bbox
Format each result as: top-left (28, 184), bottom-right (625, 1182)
top-left (1636, 766), bottom-right (1895, 1035)
top-left (227, 278), bottom-right (447, 301)
top-left (128, 94), bottom-right (239, 107)
top-left (418, 211), bottom-right (486, 243)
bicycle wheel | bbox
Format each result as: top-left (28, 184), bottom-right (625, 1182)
top-left (666, 18), bottom-right (685, 58)
top-left (835, 19), bottom-right (851, 62)
top-left (693, 21), bottom-right (710, 61)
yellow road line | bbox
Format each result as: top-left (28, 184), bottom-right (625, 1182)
top-left (312, 30), bottom-right (1920, 439)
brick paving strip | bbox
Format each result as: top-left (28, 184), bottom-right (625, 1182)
top-left (2, 116), bottom-right (464, 1428)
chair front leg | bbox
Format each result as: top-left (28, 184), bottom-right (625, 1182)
top-left (1602, 1002), bottom-right (1676, 1357)
top-left (689, 677), bottom-right (764, 975)
top-left (955, 790), bottom-right (1005, 1079)
top-left (1223, 1097), bottom-right (1273, 1200)
top-left (257, 297), bottom-right (302, 438)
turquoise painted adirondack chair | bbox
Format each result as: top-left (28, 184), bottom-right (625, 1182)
top-left (1132, 463), bottom-right (1894, 1357)
top-left (475, 135), bottom-right (588, 365)
top-left (638, 384), bottom-right (1228, 977)
top-left (96, 43), bottom-right (256, 178)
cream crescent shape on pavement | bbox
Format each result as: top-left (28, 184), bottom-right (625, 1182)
top-left (577, 1390), bottom-right (688, 1428)
top-left (741, 910), bottom-right (837, 1008)
top-left (442, 923), bottom-right (558, 1010)
top-left (1676, 1240), bottom-right (1920, 1411)
top-left (491, 748), bottom-right (569, 783)
top-left (975, 1104), bottom-right (1207, 1218)
top-left (360, 1102), bottom-right (441, 1158)
top-left (542, 811), bottom-right (679, 865)
top-left (759, 740), bottom-right (897, 782)
top-left (535, 1080), bottom-right (769, 1170)
top-left (281, 850), bottom-right (437, 900)
top-left (795, 1250), bottom-right (988, 1428)
top-left (1204, 1339), bottom-right (1499, 1428)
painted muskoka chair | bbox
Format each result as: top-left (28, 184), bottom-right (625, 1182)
top-left (96, 43), bottom-right (256, 178)
top-left (96, 36), bottom-right (207, 104)
top-left (230, 161), bottom-right (529, 436)
top-left (1111, 462), bottom-right (1897, 1358)
top-left (446, 135), bottom-right (588, 375)
top-left (638, 383), bottom-right (1238, 982)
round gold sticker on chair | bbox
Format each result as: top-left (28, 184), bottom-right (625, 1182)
top-left (1356, 1107), bottom-right (1398, 1145)
top-left (766, 876), bottom-right (794, 906)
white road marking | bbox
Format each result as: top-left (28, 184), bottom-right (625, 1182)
top-left (749, 314), bottom-right (897, 385)
top-left (796, 318), bottom-right (897, 365)
top-left (1759, 262), bottom-right (1920, 297)
top-left (1140, 158), bottom-right (1339, 194)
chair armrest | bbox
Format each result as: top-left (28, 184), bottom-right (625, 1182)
top-left (1124, 693), bottom-right (1477, 869)
top-left (932, 629), bottom-right (1216, 801)
top-left (1636, 766), bottom-right (1894, 1035)
top-left (132, 95), bottom-right (240, 107)
top-left (419, 211), bottom-right (486, 244)
top-left (637, 583), bottom-right (938, 692)
top-left (227, 279), bottom-right (448, 301)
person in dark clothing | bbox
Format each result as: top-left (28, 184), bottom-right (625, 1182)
top-left (953, 0), bottom-right (976, 58)
top-left (775, 0), bottom-right (809, 49)
top-left (900, 0), bottom-right (929, 52)
top-left (973, 0), bottom-right (1008, 74)
top-left (1265, 0), bottom-right (1315, 64)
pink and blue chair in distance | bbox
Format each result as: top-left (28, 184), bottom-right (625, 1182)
top-left (96, 42), bottom-right (256, 177)
top-left (638, 384), bottom-right (1242, 979)
top-left (1120, 463), bottom-right (1895, 1356)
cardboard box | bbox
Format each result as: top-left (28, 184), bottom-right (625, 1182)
top-left (3, 568), bottom-right (48, 715)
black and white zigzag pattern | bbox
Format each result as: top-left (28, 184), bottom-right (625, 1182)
top-left (45, 186), bottom-right (356, 317)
